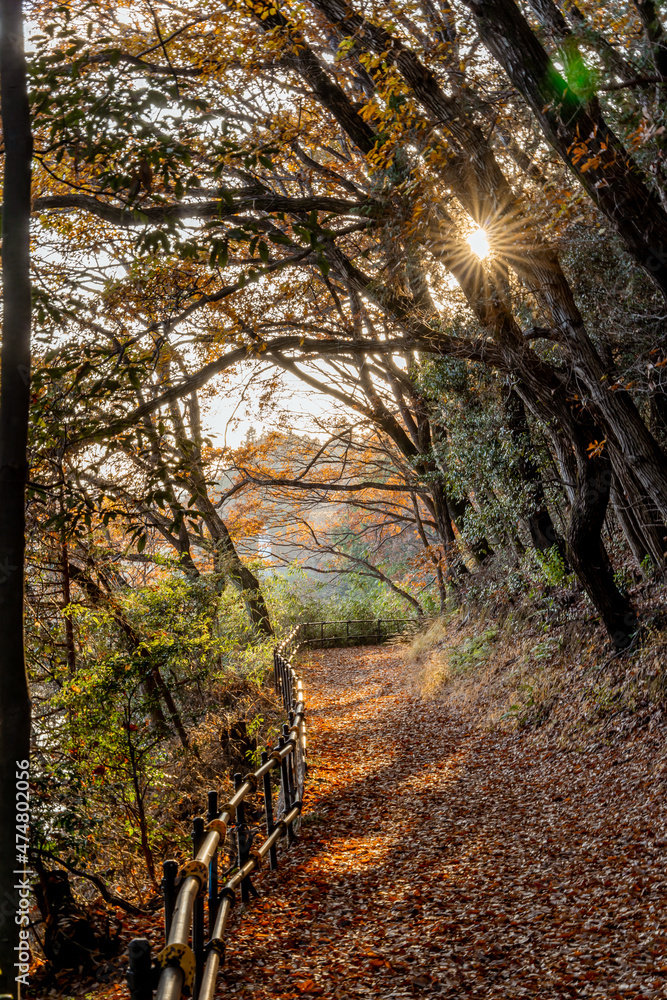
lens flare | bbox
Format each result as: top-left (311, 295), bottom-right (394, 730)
top-left (467, 227), bottom-right (490, 259)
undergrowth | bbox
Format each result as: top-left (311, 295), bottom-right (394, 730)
top-left (408, 560), bottom-right (667, 745)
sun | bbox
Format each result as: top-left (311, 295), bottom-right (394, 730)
top-left (466, 227), bottom-right (490, 259)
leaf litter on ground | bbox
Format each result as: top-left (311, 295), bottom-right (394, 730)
top-left (44, 643), bottom-right (667, 999)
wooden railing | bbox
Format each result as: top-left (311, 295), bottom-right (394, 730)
top-left (292, 616), bottom-right (424, 649)
top-left (126, 616), bottom-right (421, 999)
top-left (126, 624), bottom-right (306, 1000)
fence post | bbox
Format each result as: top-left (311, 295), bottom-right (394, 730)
top-left (278, 735), bottom-right (295, 846)
top-left (377, 618), bottom-right (381, 644)
top-left (282, 656), bottom-right (288, 711)
top-left (127, 937), bottom-right (153, 1000)
top-left (234, 773), bottom-right (253, 904)
top-left (207, 790), bottom-right (219, 936)
top-left (261, 750), bottom-right (278, 871)
top-left (161, 860), bottom-right (178, 944)
top-left (280, 655), bottom-right (288, 711)
top-left (283, 722), bottom-right (296, 806)
top-left (192, 817), bottom-right (205, 998)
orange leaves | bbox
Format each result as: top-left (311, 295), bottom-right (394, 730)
top-left (293, 979), bottom-right (324, 994)
top-left (209, 641), bottom-right (667, 1000)
top-left (586, 438), bottom-right (607, 458)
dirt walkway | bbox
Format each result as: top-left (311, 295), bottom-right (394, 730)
top-left (222, 645), bottom-right (667, 999)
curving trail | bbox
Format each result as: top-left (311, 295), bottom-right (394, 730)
top-left (222, 645), bottom-right (667, 999)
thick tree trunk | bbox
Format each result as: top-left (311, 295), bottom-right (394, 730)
top-left (611, 478), bottom-right (653, 575)
top-left (202, 512), bottom-right (273, 636)
top-left (565, 455), bottom-right (638, 650)
top-left (0, 4), bottom-right (32, 996)
top-left (610, 453), bottom-right (667, 570)
top-left (632, 0), bottom-right (667, 78)
top-left (471, 0), bottom-right (667, 299)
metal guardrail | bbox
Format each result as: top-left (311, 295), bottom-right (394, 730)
top-left (126, 625), bottom-right (306, 1000)
top-left (125, 616), bottom-right (420, 999)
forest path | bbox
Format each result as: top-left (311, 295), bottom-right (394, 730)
top-left (223, 644), bottom-right (667, 1000)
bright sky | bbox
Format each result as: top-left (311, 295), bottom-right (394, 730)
top-left (201, 363), bottom-right (337, 447)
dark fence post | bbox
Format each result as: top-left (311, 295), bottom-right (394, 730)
top-left (161, 860), bottom-right (178, 943)
top-left (282, 656), bottom-right (289, 711)
top-left (234, 773), bottom-right (253, 904)
top-left (207, 790), bottom-right (219, 936)
top-left (261, 750), bottom-right (278, 871)
top-left (127, 937), bottom-right (153, 1000)
top-left (192, 817), bottom-right (205, 998)
top-left (278, 736), bottom-right (295, 846)
top-left (283, 723), bottom-right (295, 806)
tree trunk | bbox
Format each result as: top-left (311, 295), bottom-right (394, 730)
top-left (410, 491), bottom-right (448, 611)
top-left (632, 0), bottom-right (667, 78)
top-left (565, 454), bottom-right (638, 650)
top-left (0, 3), bottom-right (32, 996)
top-left (472, 0), bottom-right (667, 300)
top-left (66, 561), bottom-right (189, 745)
top-left (610, 478), bottom-right (652, 575)
top-left (610, 452), bottom-right (667, 570)
top-left (60, 538), bottom-right (77, 673)
top-left (197, 502), bottom-right (274, 636)
top-left (503, 386), bottom-right (567, 560)
top-left (428, 478), bottom-right (468, 580)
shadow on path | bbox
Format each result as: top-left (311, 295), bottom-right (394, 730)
top-left (223, 645), bottom-right (667, 1000)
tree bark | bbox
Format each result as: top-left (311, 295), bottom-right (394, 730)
top-left (471, 0), bottom-right (667, 299)
top-left (0, 3), bottom-right (32, 996)
top-left (609, 451), bottom-right (667, 570)
top-left (60, 537), bottom-right (77, 674)
top-left (632, 0), bottom-right (667, 78)
top-left (565, 455), bottom-right (639, 650)
top-left (198, 503), bottom-right (273, 636)
top-left (503, 386), bottom-right (567, 559)
top-left (66, 561), bottom-right (190, 747)
top-left (610, 477), bottom-right (652, 575)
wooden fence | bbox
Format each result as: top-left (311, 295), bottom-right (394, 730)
top-left (290, 616), bottom-right (425, 650)
top-left (126, 617), bottom-right (420, 999)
